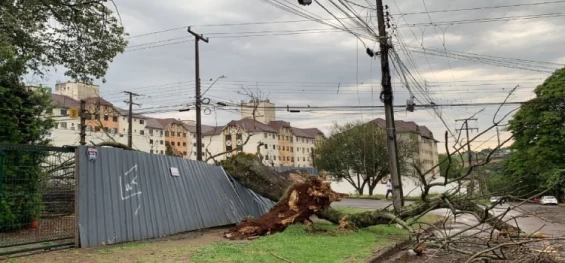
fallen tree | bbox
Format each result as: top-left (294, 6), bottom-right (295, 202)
top-left (221, 152), bottom-right (519, 239)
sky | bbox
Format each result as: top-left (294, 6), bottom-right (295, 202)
top-left (28, 0), bottom-right (565, 153)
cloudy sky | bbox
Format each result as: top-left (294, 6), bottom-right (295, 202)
top-left (32, 0), bottom-right (565, 153)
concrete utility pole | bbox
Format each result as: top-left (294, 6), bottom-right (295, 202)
top-left (376, 0), bottom-right (404, 212)
top-left (123, 91), bottom-right (141, 148)
top-left (80, 100), bottom-right (87, 145)
top-left (496, 126), bottom-right (501, 146)
top-left (187, 26), bottom-right (209, 161)
top-left (456, 118), bottom-right (479, 197)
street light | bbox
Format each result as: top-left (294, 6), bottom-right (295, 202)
top-left (201, 75), bottom-right (226, 96)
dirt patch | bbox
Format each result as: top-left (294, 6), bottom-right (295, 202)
top-left (3, 228), bottom-right (231, 263)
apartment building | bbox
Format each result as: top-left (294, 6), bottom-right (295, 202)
top-left (267, 121), bottom-right (295, 166)
top-left (369, 118), bottom-right (440, 178)
top-left (47, 83), bottom-right (324, 166)
top-left (156, 118), bottom-right (189, 158)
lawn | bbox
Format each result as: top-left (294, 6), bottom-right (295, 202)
top-left (2, 208), bottom-right (442, 263)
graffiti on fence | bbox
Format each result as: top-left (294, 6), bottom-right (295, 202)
top-left (119, 164), bottom-right (142, 215)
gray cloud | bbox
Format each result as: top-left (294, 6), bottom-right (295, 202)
top-left (31, 0), bottom-right (565, 152)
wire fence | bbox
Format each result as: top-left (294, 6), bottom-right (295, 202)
top-left (0, 144), bottom-right (76, 256)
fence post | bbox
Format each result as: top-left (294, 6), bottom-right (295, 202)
top-left (74, 147), bottom-right (80, 248)
top-left (0, 150), bottom-right (4, 200)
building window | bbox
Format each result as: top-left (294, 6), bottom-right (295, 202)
top-left (226, 145), bottom-right (232, 152)
top-left (290, 137), bottom-right (293, 143)
top-left (60, 122), bottom-right (67, 129)
top-left (177, 142), bottom-right (180, 146)
top-left (273, 145), bottom-right (275, 149)
top-left (160, 130), bottom-right (163, 137)
top-left (183, 133), bottom-right (187, 137)
top-left (140, 120), bottom-right (145, 125)
top-left (149, 129), bottom-right (154, 136)
top-left (95, 114), bottom-right (100, 120)
top-left (150, 139), bottom-right (154, 144)
top-left (272, 134), bottom-right (275, 139)
top-left (225, 134), bottom-right (231, 141)
top-left (265, 155), bottom-right (269, 160)
top-left (177, 132), bottom-right (181, 137)
top-left (160, 140), bottom-right (163, 145)
top-left (183, 142), bottom-right (186, 146)
top-left (95, 126), bottom-right (101, 132)
top-left (160, 150), bottom-right (164, 154)
top-left (113, 116), bottom-right (118, 122)
top-left (60, 109), bottom-right (68, 116)
top-left (303, 157), bottom-right (305, 161)
top-left (291, 157), bottom-right (294, 162)
top-left (291, 147), bottom-right (293, 152)
top-left (165, 131), bottom-right (169, 136)
top-left (236, 134), bottom-right (242, 140)
top-left (264, 133), bottom-right (267, 138)
top-left (183, 151), bottom-right (187, 156)
top-left (150, 150), bottom-right (154, 154)
top-left (103, 115), bottom-right (109, 121)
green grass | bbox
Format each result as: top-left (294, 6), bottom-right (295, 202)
top-left (191, 207), bottom-right (445, 263)
top-left (191, 223), bottom-right (407, 263)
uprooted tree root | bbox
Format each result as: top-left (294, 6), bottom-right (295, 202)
top-left (224, 176), bottom-right (347, 240)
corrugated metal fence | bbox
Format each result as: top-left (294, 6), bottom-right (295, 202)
top-left (77, 146), bottom-right (274, 248)
top-left (271, 166), bottom-right (319, 175)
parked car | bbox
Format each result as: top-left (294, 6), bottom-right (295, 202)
top-left (490, 196), bottom-right (503, 205)
top-left (540, 196), bottom-right (559, 205)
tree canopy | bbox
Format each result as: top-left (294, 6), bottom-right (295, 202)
top-left (0, 0), bottom-right (128, 83)
top-left (315, 121), bottom-right (418, 195)
top-left (438, 153), bottom-right (463, 179)
top-left (504, 67), bottom-right (565, 197)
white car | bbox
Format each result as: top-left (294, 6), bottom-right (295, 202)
top-left (540, 196), bottom-right (559, 205)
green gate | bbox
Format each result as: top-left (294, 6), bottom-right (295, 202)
top-left (0, 144), bottom-right (76, 256)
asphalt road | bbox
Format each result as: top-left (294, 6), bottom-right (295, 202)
top-left (332, 198), bottom-right (414, 210)
top-left (332, 198), bottom-right (565, 235)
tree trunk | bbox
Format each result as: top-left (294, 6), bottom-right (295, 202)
top-left (222, 153), bottom-right (520, 238)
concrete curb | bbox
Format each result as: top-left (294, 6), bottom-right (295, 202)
top-left (365, 219), bottom-right (445, 263)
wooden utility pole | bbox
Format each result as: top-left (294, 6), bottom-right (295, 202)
top-left (187, 26), bottom-right (209, 161)
top-left (456, 118), bottom-right (478, 196)
top-left (80, 100), bottom-right (87, 145)
top-left (376, 0), bottom-right (404, 212)
top-left (123, 91), bottom-right (141, 148)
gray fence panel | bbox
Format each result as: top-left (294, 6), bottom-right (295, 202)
top-left (78, 146), bottom-right (273, 248)
top-left (227, 174), bottom-right (276, 218)
top-left (271, 166), bottom-right (318, 175)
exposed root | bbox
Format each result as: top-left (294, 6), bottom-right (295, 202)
top-left (224, 176), bottom-right (347, 240)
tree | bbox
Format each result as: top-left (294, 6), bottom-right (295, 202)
top-left (315, 121), bottom-right (418, 195)
top-left (438, 153), bottom-right (463, 178)
top-left (0, 41), bottom-right (56, 230)
top-left (504, 67), bottom-right (565, 198)
top-left (0, 0), bottom-right (127, 83)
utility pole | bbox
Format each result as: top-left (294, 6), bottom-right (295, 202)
top-left (496, 126), bottom-right (501, 146)
top-left (80, 100), bottom-right (87, 145)
top-left (123, 91), bottom-right (141, 148)
top-left (456, 118), bottom-right (478, 197)
top-left (376, 0), bottom-right (404, 212)
top-left (187, 26), bottom-right (209, 161)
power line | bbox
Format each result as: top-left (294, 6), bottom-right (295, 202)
top-left (125, 1), bottom-right (565, 39)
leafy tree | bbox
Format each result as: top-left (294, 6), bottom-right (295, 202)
top-left (438, 153), bottom-right (463, 178)
top-left (504, 67), bottom-right (565, 199)
top-left (0, 0), bottom-right (128, 83)
top-left (0, 41), bottom-right (55, 230)
top-left (316, 121), bottom-right (418, 195)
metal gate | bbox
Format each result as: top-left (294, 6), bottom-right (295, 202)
top-left (0, 144), bottom-right (76, 256)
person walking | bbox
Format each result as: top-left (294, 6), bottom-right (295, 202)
top-left (385, 179), bottom-right (393, 200)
